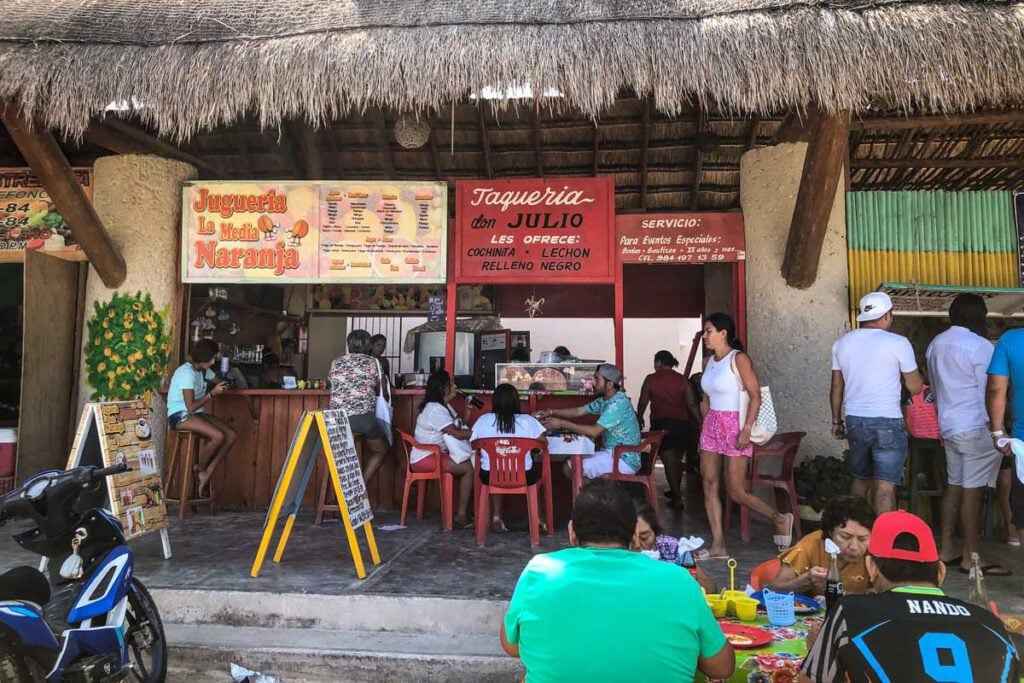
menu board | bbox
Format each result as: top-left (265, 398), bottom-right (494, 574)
top-left (454, 178), bottom-right (616, 284)
top-left (182, 181), bottom-right (447, 284)
top-left (0, 167), bottom-right (90, 254)
top-left (66, 401), bottom-right (169, 542)
top-left (615, 213), bottom-right (746, 264)
top-left (320, 409), bottom-right (372, 528)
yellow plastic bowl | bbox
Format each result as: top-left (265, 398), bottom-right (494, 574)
top-left (706, 596), bottom-right (728, 618)
top-left (720, 590), bottom-right (747, 602)
top-left (732, 597), bottom-right (759, 622)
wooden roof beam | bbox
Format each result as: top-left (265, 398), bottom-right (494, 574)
top-left (851, 110), bottom-right (1024, 132)
top-left (2, 101), bottom-right (126, 287)
top-left (478, 106), bottom-right (494, 179)
top-left (775, 108), bottom-right (821, 144)
top-left (852, 157), bottom-right (1024, 169)
top-left (84, 118), bottom-right (231, 178)
top-left (639, 98), bottom-right (651, 210)
top-left (782, 107), bottom-right (850, 289)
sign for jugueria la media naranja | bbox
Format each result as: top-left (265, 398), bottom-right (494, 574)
top-left (454, 178), bottom-right (616, 283)
top-left (615, 213), bottom-right (746, 264)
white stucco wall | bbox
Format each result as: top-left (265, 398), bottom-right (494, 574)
top-left (79, 155), bottom-right (197, 456)
top-left (740, 143), bottom-right (850, 460)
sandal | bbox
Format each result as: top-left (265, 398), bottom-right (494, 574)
top-left (694, 549), bottom-right (729, 561)
top-left (773, 512), bottom-right (794, 551)
top-left (491, 518), bottom-right (509, 533)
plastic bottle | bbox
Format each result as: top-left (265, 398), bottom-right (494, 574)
top-left (967, 552), bottom-right (989, 607)
top-left (825, 549), bottom-right (844, 613)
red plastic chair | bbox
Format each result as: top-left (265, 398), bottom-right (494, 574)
top-left (398, 430), bottom-right (454, 532)
top-left (749, 558), bottom-right (782, 591)
top-left (471, 437), bottom-right (551, 548)
top-left (725, 431), bottom-right (805, 542)
top-left (603, 431), bottom-right (668, 516)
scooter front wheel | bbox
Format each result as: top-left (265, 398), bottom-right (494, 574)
top-left (124, 579), bottom-right (167, 683)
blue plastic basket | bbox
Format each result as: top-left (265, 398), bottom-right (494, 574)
top-left (762, 587), bottom-right (796, 626)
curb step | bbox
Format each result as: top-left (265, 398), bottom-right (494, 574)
top-left (164, 624), bottom-right (522, 683)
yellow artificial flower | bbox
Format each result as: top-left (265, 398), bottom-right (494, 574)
top-left (146, 347), bottom-right (156, 357)
top-left (124, 321), bottom-right (134, 329)
top-left (135, 369), bottom-right (146, 380)
top-left (107, 370), bottom-right (116, 380)
top-left (148, 322), bottom-right (158, 331)
top-left (107, 308), bottom-right (116, 319)
top-left (124, 312), bottom-right (133, 323)
top-left (144, 334), bottom-right (156, 344)
top-left (97, 362), bottom-right (106, 372)
top-left (103, 347), bottom-right (112, 357)
top-left (133, 302), bottom-right (143, 311)
top-left (120, 381), bottom-right (131, 392)
top-left (142, 389), bottom-right (153, 405)
top-left (101, 320), bottom-right (109, 329)
top-left (116, 366), bottom-right (125, 376)
top-left (110, 354), bottom-right (121, 363)
top-left (121, 332), bottom-right (132, 343)
top-left (104, 330), bottom-right (113, 340)
top-left (94, 338), bottom-right (101, 347)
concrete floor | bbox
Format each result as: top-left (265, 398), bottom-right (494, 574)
top-left (1, 470), bottom-right (1021, 612)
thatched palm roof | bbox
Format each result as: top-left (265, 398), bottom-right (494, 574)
top-left (1, 0), bottom-right (1021, 140)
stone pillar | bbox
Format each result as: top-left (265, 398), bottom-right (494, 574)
top-left (740, 143), bottom-right (849, 460)
top-left (79, 155), bottom-right (197, 456)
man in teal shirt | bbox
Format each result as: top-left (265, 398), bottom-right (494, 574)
top-left (538, 364), bottom-right (643, 479)
top-left (986, 328), bottom-right (1024, 550)
top-left (501, 479), bottom-right (734, 682)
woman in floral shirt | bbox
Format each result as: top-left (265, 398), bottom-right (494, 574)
top-left (330, 329), bottom-right (390, 489)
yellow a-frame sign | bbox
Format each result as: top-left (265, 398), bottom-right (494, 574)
top-left (251, 409), bottom-right (381, 579)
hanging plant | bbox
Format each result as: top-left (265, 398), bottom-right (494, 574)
top-left (85, 291), bottom-right (171, 404)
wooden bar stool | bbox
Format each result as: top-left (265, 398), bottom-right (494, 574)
top-left (316, 435), bottom-right (365, 524)
top-left (164, 430), bottom-right (214, 520)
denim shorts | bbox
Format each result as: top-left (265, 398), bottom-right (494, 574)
top-left (846, 415), bottom-right (908, 484)
top-left (168, 411), bottom-right (192, 430)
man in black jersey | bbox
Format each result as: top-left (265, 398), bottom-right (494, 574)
top-left (801, 510), bottom-right (1020, 683)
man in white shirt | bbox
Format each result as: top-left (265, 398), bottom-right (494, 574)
top-left (831, 292), bottom-right (924, 513)
top-left (927, 294), bottom-right (1009, 576)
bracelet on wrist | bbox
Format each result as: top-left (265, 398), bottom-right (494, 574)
top-left (991, 429), bottom-right (1005, 437)
top-left (832, 419), bottom-right (844, 425)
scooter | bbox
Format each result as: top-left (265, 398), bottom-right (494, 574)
top-left (0, 464), bottom-right (167, 682)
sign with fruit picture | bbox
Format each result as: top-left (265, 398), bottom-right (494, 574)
top-left (0, 168), bottom-right (91, 254)
top-left (181, 181), bottom-right (447, 284)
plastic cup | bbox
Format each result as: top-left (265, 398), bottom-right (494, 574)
top-left (706, 596), bottom-right (728, 618)
top-left (733, 597), bottom-right (759, 622)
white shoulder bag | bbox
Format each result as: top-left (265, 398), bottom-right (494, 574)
top-left (729, 352), bottom-right (777, 446)
top-left (374, 358), bottom-right (394, 445)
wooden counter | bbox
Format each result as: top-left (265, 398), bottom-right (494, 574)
top-left (201, 388), bottom-right (594, 511)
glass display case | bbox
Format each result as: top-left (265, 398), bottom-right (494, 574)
top-left (494, 362), bottom-right (601, 393)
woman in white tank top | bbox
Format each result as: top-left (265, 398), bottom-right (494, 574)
top-left (699, 313), bottom-right (794, 558)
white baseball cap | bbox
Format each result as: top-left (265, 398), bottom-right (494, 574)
top-left (857, 291), bottom-right (893, 322)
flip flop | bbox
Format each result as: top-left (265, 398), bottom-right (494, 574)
top-left (491, 518), bottom-right (509, 534)
top-left (773, 512), bottom-right (794, 551)
top-left (959, 564), bottom-right (1012, 577)
top-left (942, 556), bottom-right (964, 567)
top-left (694, 549), bottom-right (729, 561)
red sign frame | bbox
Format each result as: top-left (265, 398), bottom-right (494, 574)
top-left (615, 212), bottom-right (745, 264)
top-left (454, 177), bottom-right (616, 284)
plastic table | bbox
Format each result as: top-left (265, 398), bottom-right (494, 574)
top-left (706, 613), bottom-right (820, 683)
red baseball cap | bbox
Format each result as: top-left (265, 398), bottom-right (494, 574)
top-left (868, 510), bottom-right (939, 562)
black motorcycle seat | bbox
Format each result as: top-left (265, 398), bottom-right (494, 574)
top-left (0, 566), bottom-right (51, 606)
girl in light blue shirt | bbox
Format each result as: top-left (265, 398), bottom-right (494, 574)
top-left (167, 339), bottom-right (236, 497)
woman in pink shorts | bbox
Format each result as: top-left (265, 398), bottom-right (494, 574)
top-left (699, 313), bottom-right (793, 558)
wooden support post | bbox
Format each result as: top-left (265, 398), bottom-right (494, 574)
top-left (2, 101), bottom-right (126, 287)
top-left (639, 98), bottom-right (651, 209)
top-left (690, 107), bottom-right (704, 211)
top-left (781, 108), bottom-right (850, 289)
top-left (373, 112), bottom-right (396, 178)
top-left (429, 127), bottom-right (443, 181)
top-left (290, 121), bottom-right (324, 179)
top-left (533, 103), bottom-right (544, 177)
top-left (478, 107), bottom-right (494, 179)
top-left (591, 122), bottom-right (601, 176)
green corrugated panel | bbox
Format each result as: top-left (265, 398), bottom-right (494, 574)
top-left (846, 191), bottom-right (1015, 253)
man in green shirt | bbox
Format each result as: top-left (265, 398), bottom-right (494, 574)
top-left (501, 479), bottom-right (734, 682)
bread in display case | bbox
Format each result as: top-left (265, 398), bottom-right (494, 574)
top-left (494, 363), bottom-right (601, 393)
